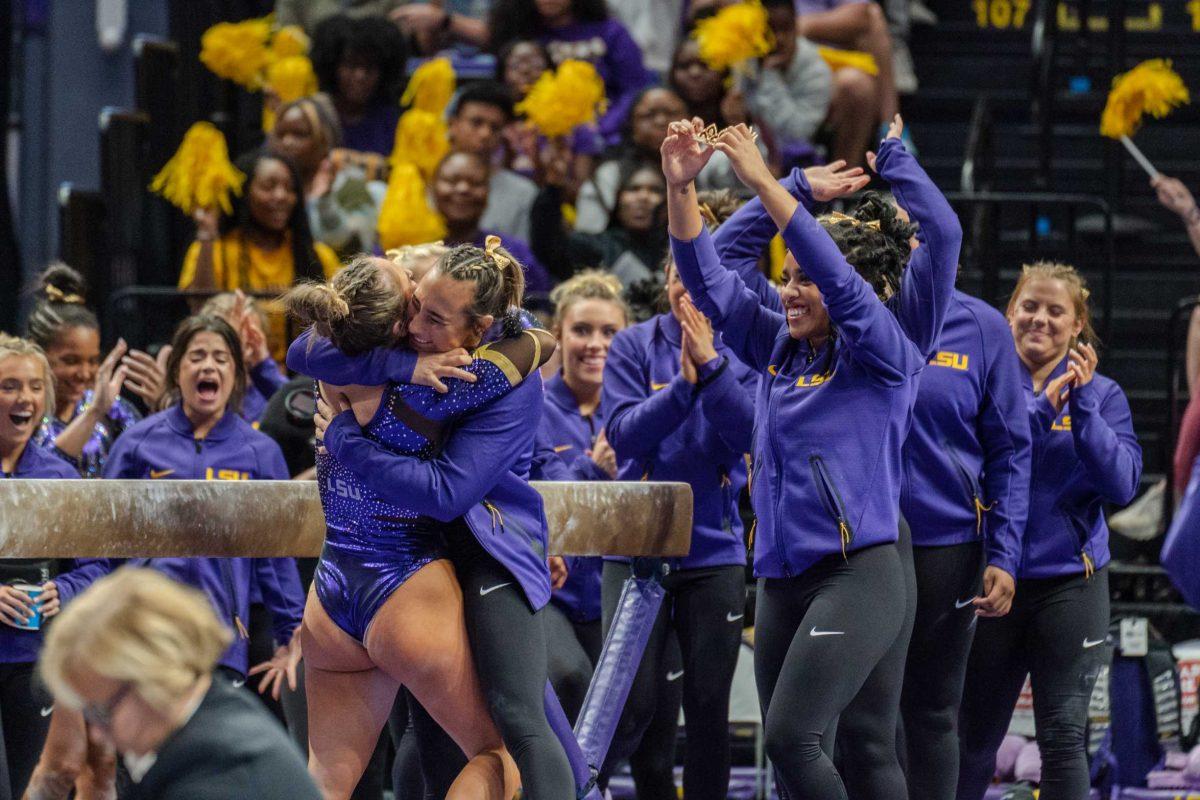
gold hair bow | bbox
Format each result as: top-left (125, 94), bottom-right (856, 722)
top-left (826, 211), bottom-right (881, 231)
top-left (44, 285), bottom-right (85, 305)
top-left (484, 235), bottom-right (512, 270)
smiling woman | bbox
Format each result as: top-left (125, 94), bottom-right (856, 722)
top-left (0, 333), bottom-right (109, 800)
top-left (178, 149), bottom-right (341, 361)
top-left (429, 152), bottom-right (552, 293)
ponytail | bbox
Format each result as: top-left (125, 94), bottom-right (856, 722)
top-left (26, 263), bottom-right (99, 350)
top-left (282, 255), bottom-right (406, 356)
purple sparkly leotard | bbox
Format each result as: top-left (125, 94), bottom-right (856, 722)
top-left (313, 331), bottom-right (551, 642)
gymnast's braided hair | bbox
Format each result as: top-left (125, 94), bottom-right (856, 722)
top-left (819, 191), bottom-right (916, 301)
top-left (436, 236), bottom-right (527, 339)
top-left (285, 254), bottom-right (407, 356)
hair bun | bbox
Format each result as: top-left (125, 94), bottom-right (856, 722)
top-left (852, 192), bottom-right (916, 255)
top-left (37, 262), bottom-right (88, 305)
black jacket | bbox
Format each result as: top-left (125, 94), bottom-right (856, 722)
top-left (124, 678), bottom-right (320, 800)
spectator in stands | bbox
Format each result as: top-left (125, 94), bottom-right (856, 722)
top-left (38, 568), bottom-right (321, 800)
top-left (431, 151), bottom-right (553, 292)
top-left (575, 87), bottom-right (688, 233)
top-left (498, 40), bottom-right (601, 198)
top-left (269, 94), bottom-right (387, 258)
top-left (311, 15), bottom-right (407, 157)
top-left (178, 150), bottom-right (339, 360)
top-left (25, 264), bottom-right (152, 478)
top-left (794, 0), bottom-right (904, 153)
top-left (605, 0), bottom-right (685, 76)
top-left (389, 1), bottom-right (491, 54)
top-left (532, 158), bottom-right (667, 287)
top-left (488, 0), bottom-right (653, 144)
top-left (275, 0), bottom-right (403, 35)
top-left (446, 81), bottom-right (541, 244)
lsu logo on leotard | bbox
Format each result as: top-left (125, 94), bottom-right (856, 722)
top-left (1052, 415), bottom-right (1072, 431)
top-left (929, 351), bottom-right (969, 371)
top-left (204, 467), bottom-right (250, 481)
top-left (767, 364), bottom-right (835, 389)
top-left (326, 476), bottom-right (362, 501)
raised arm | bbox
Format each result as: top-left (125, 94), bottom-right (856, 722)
top-left (713, 161), bottom-right (870, 313)
top-left (712, 123), bottom-right (919, 384)
top-left (875, 120), bottom-right (961, 359)
top-left (320, 375), bottom-right (543, 521)
top-left (663, 119), bottom-right (784, 371)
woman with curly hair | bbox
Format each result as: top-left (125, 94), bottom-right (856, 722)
top-left (310, 15), bottom-right (408, 156)
top-left (660, 116), bottom-right (957, 799)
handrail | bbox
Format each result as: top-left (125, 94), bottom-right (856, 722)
top-left (960, 95), bottom-right (994, 195)
top-left (1162, 295), bottom-right (1200, 525)
top-left (944, 192), bottom-right (1115, 342)
top-left (1029, 0), bottom-right (1057, 188)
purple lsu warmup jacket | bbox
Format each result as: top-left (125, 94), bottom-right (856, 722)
top-left (670, 138), bottom-right (958, 578)
top-left (713, 142), bottom-right (1031, 575)
top-left (288, 335), bottom-right (554, 612)
top-left (1018, 355), bottom-right (1140, 578)
top-left (102, 405), bottom-right (305, 675)
top-left (530, 372), bottom-right (616, 623)
top-left (601, 310), bottom-right (758, 571)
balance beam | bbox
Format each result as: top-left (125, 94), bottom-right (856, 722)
top-left (0, 480), bottom-right (692, 558)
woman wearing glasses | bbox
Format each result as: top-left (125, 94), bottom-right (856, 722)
top-left (38, 568), bottom-right (321, 800)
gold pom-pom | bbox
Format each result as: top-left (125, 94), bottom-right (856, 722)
top-left (401, 57), bottom-right (456, 114)
top-left (390, 109), bottom-right (450, 180)
top-left (1100, 59), bottom-right (1190, 139)
top-left (817, 47), bottom-right (879, 77)
top-left (150, 122), bottom-right (246, 215)
top-left (262, 55), bottom-right (318, 131)
top-left (200, 16), bottom-right (273, 90)
top-left (377, 162), bottom-right (447, 250)
top-left (515, 60), bottom-right (607, 138)
top-left (693, 1), bottom-right (774, 72)
top-left (270, 25), bottom-right (310, 60)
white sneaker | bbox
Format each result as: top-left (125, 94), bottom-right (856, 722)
top-left (1109, 478), bottom-right (1166, 541)
top-left (893, 39), bottom-right (918, 94)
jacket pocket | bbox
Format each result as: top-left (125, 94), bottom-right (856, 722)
top-left (945, 444), bottom-right (992, 535)
top-left (809, 455), bottom-right (854, 557)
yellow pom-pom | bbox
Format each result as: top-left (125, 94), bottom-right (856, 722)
top-left (270, 25), bottom-right (310, 60)
top-left (693, 1), bottom-right (774, 72)
top-left (378, 162), bottom-right (447, 250)
top-left (200, 16), bottom-right (273, 90)
top-left (515, 59), bottom-right (607, 138)
top-left (149, 122), bottom-right (246, 216)
top-left (817, 47), bottom-right (879, 77)
top-left (401, 57), bottom-right (457, 115)
top-left (390, 109), bottom-right (450, 180)
top-left (1100, 58), bottom-right (1190, 139)
top-left (262, 55), bottom-right (318, 131)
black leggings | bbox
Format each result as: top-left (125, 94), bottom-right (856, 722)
top-left (544, 603), bottom-right (602, 724)
top-left (755, 541), bottom-right (906, 800)
top-left (441, 522), bottom-right (574, 800)
top-left (0, 661), bottom-right (50, 800)
top-left (599, 562), bottom-right (745, 800)
top-left (389, 691), bottom-right (465, 800)
top-left (835, 521), bottom-right (916, 800)
top-left (957, 568), bottom-right (1110, 800)
top-left (900, 539), bottom-right (984, 800)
